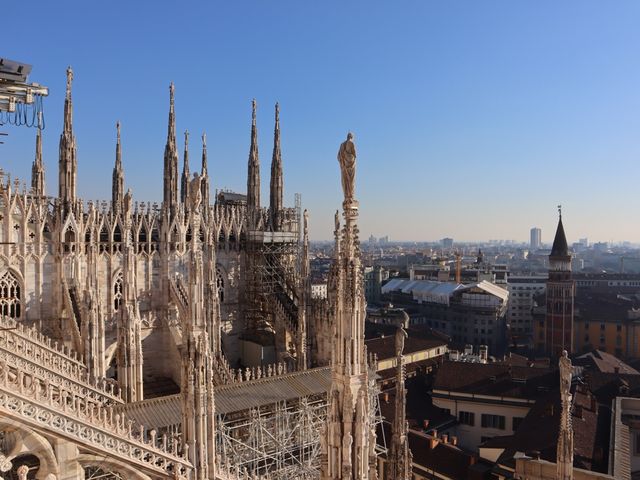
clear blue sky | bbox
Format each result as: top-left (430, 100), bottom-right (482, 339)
top-left (3, 1), bottom-right (640, 242)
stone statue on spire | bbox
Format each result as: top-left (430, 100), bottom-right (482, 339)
top-left (337, 132), bottom-right (357, 206)
top-left (66, 66), bottom-right (74, 99)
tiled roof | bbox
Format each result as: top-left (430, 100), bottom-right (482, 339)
top-left (575, 350), bottom-right (640, 375)
top-left (433, 361), bottom-right (556, 401)
top-left (117, 367), bottom-right (331, 430)
top-left (494, 386), bottom-right (605, 473)
top-left (366, 334), bottom-right (446, 361)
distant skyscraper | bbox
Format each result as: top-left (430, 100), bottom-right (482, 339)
top-left (441, 237), bottom-right (454, 249)
top-left (530, 227), bottom-right (542, 250)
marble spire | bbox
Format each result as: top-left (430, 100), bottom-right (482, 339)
top-left (322, 132), bottom-right (377, 480)
top-left (31, 122), bottom-right (45, 197)
top-left (200, 132), bottom-right (210, 213)
top-left (112, 121), bottom-right (124, 211)
top-left (247, 99), bottom-right (260, 210)
top-left (181, 130), bottom-right (190, 206)
top-left (58, 66), bottom-right (77, 213)
top-left (163, 82), bottom-right (179, 216)
top-left (269, 103), bottom-right (283, 230)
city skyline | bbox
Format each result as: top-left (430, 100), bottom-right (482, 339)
top-left (2, 1), bottom-right (640, 242)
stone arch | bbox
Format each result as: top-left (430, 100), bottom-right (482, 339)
top-left (0, 420), bottom-right (59, 479)
top-left (79, 455), bottom-right (151, 480)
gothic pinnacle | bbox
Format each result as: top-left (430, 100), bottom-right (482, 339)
top-left (201, 132), bottom-right (208, 175)
top-left (181, 130), bottom-right (190, 204)
top-left (167, 82), bottom-right (176, 142)
top-left (65, 66), bottom-right (73, 101)
top-left (31, 124), bottom-right (45, 196)
top-left (63, 66), bottom-right (74, 133)
top-left (247, 98), bottom-right (260, 209)
top-left (115, 121), bottom-right (122, 167)
top-left (163, 82), bottom-right (179, 215)
top-left (270, 102), bottom-right (283, 229)
top-left (113, 121), bottom-right (124, 209)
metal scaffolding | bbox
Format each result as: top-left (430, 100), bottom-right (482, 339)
top-left (216, 395), bottom-right (327, 479)
top-left (243, 208), bottom-right (300, 338)
top-left (215, 379), bottom-right (385, 479)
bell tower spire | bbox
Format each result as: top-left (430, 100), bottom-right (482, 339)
top-left (31, 120), bottom-right (45, 197)
top-left (539, 206), bottom-right (575, 355)
top-left (269, 102), bottom-right (283, 230)
top-left (58, 66), bottom-right (77, 214)
top-left (247, 99), bottom-right (260, 210)
top-left (112, 121), bottom-right (124, 212)
top-left (163, 82), bottom-right (179, 217)
top-left (181, 130), bottom-right (190, 205)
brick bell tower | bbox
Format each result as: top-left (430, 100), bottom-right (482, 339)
top-left (543, 206), bottom-right (575, 355)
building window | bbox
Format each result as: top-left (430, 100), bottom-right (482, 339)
top-left (617, 325), bottom-right (622, 332)
top-left (459, 411), bottom-right (475, 426)
top-left (512, 417), bottom-right (524, 431)
top-left (600, 323), bottom-right (605, 331)
top-left (216, 266), bottom-right (225, 303)
top-left (481, 414), bottom-right (505, 430)
top-left (0, 271), bottom-right (21, 319)
top-left (113, 273), bottom-right (123, 312)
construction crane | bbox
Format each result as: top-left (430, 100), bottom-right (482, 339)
top-left (0, 58), bottom-right (49, 140)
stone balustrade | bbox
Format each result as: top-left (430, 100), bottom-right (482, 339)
top-left (0, 318), bottom-right (122, 404)
top-left (0, 359), bottom-right (193, 479)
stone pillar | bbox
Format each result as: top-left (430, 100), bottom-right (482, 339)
top-left (53, 440), bottom-right (83, 480)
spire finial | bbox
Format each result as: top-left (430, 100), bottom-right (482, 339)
top-left (558, 204), bottom-right (562, 218)
top-left (170, 82), bottom-right (175, 107)
top-left (202, 132), bottom-right (206, 147)
top-left (184, 129), bottom-right (189, 147)
top-left (275, 102), bottom-right (280, 122)
top-left (116, 121), bottom-right (121, 143)
top-left (65, 66), bottom-right (73, 100)
top-left (252, 98), bottom-right (257, 125)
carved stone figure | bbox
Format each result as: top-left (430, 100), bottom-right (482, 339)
top-left (337, 132), bottom-right (357, 204)
top-left (190, 173), bottom-right (202, 212)
top-left (16, 465), bottom-right (28, 480)
top-left (395, 326), bottom-right (407, 356)
top-left (123, 188), bottom-right (133, 222)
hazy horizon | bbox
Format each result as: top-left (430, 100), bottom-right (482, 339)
top-left (3, 1), bottom-right (639, 243)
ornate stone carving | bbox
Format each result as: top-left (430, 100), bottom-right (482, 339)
top-left (337, 132), bottom-right (357, 205)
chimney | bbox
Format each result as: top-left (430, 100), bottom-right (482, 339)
top-left (574, 405), bottom-right (583, 419)
top-left (423, 419), bottom-right (430, 429)
top-left (451, 436), bottom-right (458, 446)
top-left (442, 434), bottom-right (449, 444)
top-left (428, 435), bottom-right (439, 450)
